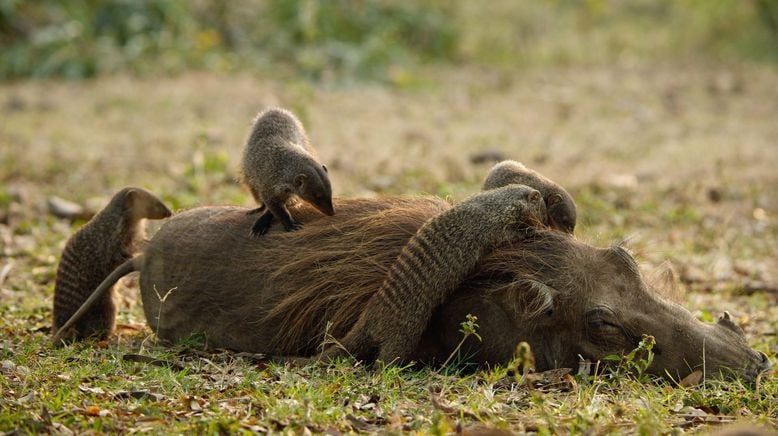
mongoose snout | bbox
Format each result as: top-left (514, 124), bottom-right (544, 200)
top-left (297, 165), bottom-right (335, 216)
top-left (131, 189), bottom-right (172, 221)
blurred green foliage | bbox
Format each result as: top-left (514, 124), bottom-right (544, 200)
top-left (1, 0), bottom-right (777, 81)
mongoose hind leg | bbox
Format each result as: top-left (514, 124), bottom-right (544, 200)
top-left (265, 199), bottom-right (303, 232)
top-left (246, 205), bottom-right (266, 215)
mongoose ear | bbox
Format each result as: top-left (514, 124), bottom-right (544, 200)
top-left (294, 174), bottom-right (307, 188)
top-left (125, 188), bottom-right (139, 207)
top-left (322, 164), bottom-right (328, 173)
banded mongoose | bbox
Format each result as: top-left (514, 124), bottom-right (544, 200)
top-left (322, 184), bottom-right (548, 363)
top-left (240, 107), bottom-right (334, 236)
top-left (51, 187), bottom-right (171, 344)
top-left (482, 160), bottom-right (577, 234)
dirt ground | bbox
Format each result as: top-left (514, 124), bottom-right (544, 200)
top-left (1, 63), bottom-right (777, 432)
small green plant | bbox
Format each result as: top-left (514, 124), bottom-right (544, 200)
top-left (439, 314), bottom-right (480, 369)
top-left (604, 334), bottom-right (656, 381)
top-left (511, 341), bottom-right (536, 383)
top-left (143, 284), bottom-right (177, 350)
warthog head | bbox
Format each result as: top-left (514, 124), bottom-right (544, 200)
top-left (455, 232), bottom-right (772, 381)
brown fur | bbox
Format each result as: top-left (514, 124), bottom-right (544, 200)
top-left (51, 187), bottom-right (171, 343)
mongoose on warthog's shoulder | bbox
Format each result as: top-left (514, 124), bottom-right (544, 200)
top-left (483, 160), bottom-right (577, 234)
top-left (240, 108), bottom-right (334, 237)
top-left (51, 187), bottom-right (171, 344)
top-left (322, 184), bottom-right (547, 363)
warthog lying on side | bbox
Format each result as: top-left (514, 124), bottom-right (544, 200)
top-left (124, 196), bottom-right (769, 381)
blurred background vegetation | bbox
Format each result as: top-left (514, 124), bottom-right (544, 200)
top-left (1, 0), bottom-right (777, 82)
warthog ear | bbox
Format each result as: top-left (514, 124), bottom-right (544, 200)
top-left (717, 311), bottom-right (745, 335)
top-left (647, 260), bottom-right (681, 303)
top-left (521, 278), bottom-right (558, 317)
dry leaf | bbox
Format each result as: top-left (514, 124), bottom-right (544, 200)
top-left (679, 370), bottom-right (703, 388)
top-left (83, 406), bottom-right (101, 417)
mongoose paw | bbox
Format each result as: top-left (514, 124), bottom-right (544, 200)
top-left (285, 222), bottom-right (304, 232)
top-left (250, 214), bottom-right (274, 237)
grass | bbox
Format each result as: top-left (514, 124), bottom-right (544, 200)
top-left (2, 329), bottom-right (775, 433)
top-left (1, 62), bottom-right (777, 433)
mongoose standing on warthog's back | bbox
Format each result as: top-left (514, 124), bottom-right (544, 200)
top-left (240, 108), bottom-right (334, 236)
top-left (483, 160), bottom-right (577, 234)
top-left (321, 184), bottom-right (548, 363)
top-left (51, 187), bottom-right (171, 344)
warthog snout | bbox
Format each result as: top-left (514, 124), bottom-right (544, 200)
top-left (742, 348), bottom-right (772, 381)
top-left (757, 351), bottom-right (772, 371)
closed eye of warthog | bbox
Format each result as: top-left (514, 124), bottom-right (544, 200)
top-left (77, 196), bottom-right (768, 382)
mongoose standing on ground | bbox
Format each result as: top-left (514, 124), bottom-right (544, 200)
top-left (51, 187), bottom-right (171, 344)
top-left (240, 108), bottom-right (334, 236)
top-left (483, 160), bottom-right (577, 234)
top-left (321, 184), bottom-right (548, 363)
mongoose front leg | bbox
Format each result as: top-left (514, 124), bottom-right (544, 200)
top-left (251, 199), bottom-right (302, 237)
top-left (250, 211), bottom-right (275, 237)
top-left (320, 316), bottom-right (379, 362)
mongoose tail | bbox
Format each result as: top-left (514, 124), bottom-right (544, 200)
top-left (52, 256), bottom-right (142, 345)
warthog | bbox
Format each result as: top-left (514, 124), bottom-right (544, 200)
top-left (126, 196), bottom-right (770, 381)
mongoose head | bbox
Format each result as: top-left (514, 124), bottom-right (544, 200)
top-left (491, 184), bottom-right (547, 230)
top-left (294, 164), bottom-right (334, 216)
top-left (114, 187), bottom-right (173, 223)
top-left (483, 160), bottom-right (577, 234)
